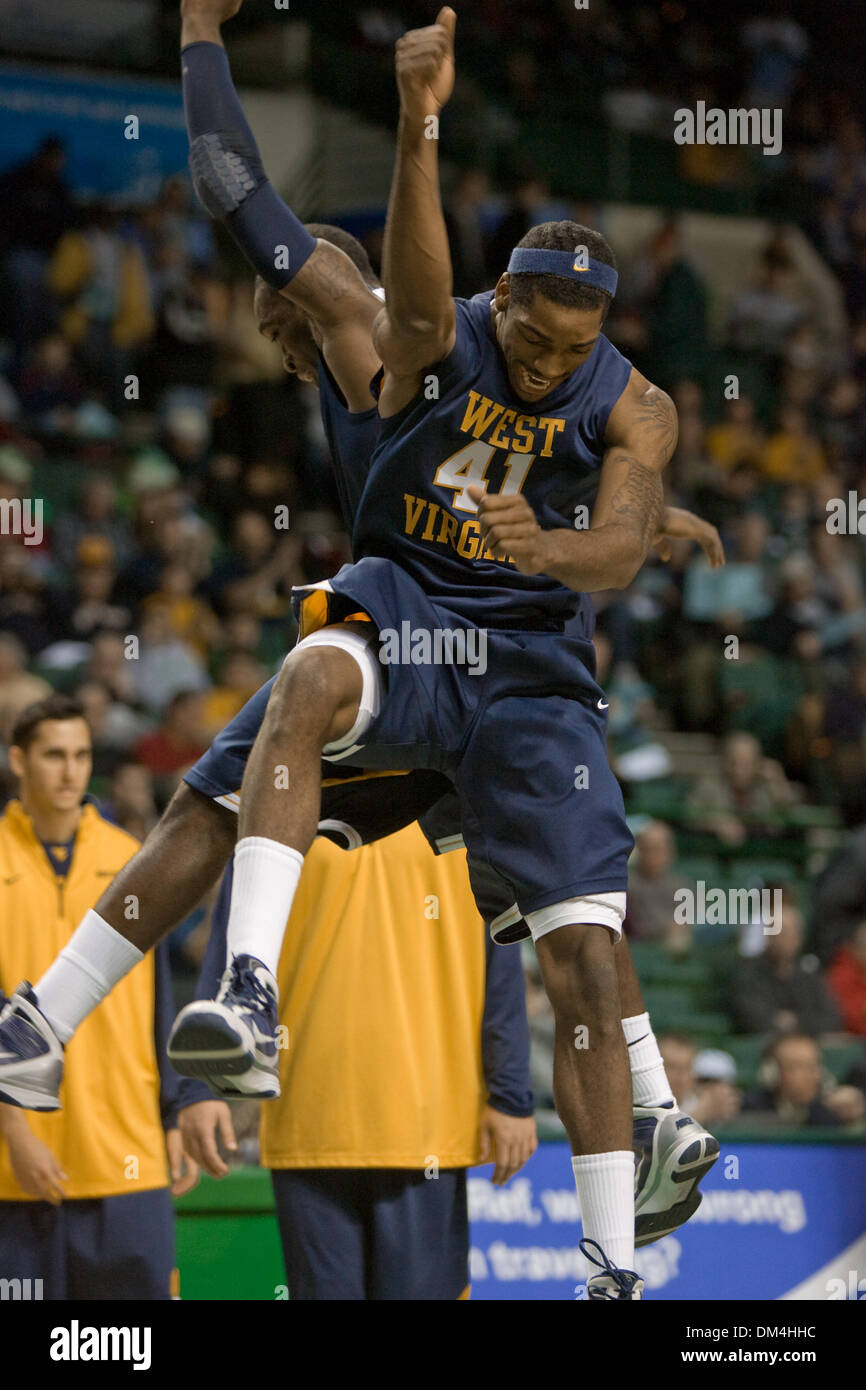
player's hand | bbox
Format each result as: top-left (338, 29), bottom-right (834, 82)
top-left (180, 0), bottom-right (244, 24)
top-left (6, 1129), bottom-right (67, 1204)
top-left (395, 7), bottom-right (456, 120)
top-left (478, 1105), bottom-right (538, 1186)
top-left (166, 1126), bottom-right (201, 1197)
top-left (468, 485), bottom-right (548, 574)
top-left (653, 507), bottom-right (725, 569)
top-left (178, 1100), bottom-right (238, 1179)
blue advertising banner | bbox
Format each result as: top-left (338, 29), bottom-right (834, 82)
top-left (469, 1141), bottom-right (866, 1300)
top-left (0, 63), bottom-right (188, 202)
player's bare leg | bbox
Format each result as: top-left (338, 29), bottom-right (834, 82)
top-left (535, 923), bottom-right (632, 1153)
top-left (166, 636), bottom-right (365, 1096)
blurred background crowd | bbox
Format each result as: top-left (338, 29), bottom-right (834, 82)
top-left (1, 0), bottom-right (866, 1135)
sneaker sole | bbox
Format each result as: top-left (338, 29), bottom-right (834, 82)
top-left (168, 1012), bottom-right (280, 1097)
top-left (0, 1080), bottom-right (61, 1112)
top-left (635, 1131), bottom-right (720, 1248)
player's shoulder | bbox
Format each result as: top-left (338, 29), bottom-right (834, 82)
top-left (606, 367), bottom-right (678, 459)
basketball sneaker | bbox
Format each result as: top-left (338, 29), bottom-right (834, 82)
top-left (168, 954), bottom-right (281, 1098)
top-left (580, 1239), bottom-right (644, 1300)
top-left (633, 1101), bottom-right (720, 1246)
top-left (0, 983), bottom-right (64, 1111)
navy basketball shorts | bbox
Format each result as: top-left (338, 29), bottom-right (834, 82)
top-left (0, 1188), bottom-right (175, 1300)
top-left (270, 1167), bottom-right (469, 1300)
top-left (289, 557), bottom-right (634, 941)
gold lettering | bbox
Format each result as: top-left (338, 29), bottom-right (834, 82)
top-left (460, 390), bottom-right (505, 439)
top-left (437, 511), bottom-right (458, 547)
top-left (537, 416), bottom-right (566, 457)
top-left (456, 519), bottom-right (481, 559)
top-left (488, 408), bottom-right (516, 452)
top-left (511, 415), bottom-right (536, 453)
top-left (404, 493), bottom-right (426, 536)
top-left (421, 502), bottom-right (441, 541)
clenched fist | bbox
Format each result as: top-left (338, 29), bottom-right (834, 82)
top-left (395, 7), bottom-right (456, 121)
top-left (468, 485), bottom-right (549, 575)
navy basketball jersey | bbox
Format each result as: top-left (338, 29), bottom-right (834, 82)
top-left (316, 353), bottom-right (381, 541)
top-left (353, 291), bottom-right (633, 629)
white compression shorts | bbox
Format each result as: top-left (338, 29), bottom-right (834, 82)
top-left (525, 891), bottom-right (626, 943)
top-left (285, 624), bottom-right (384, 761)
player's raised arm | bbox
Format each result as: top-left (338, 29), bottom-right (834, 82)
top-left (469, 369), bottom-right (675, 591)
top-left (179, 0), bottom-right (380, 392)
top-left (373, 8), bottom-right (458, 393)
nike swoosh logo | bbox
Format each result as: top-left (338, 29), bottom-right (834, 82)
top-left (597, 699), bottom-right (609, 710)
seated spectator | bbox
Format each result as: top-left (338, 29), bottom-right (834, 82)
top-left (682, 512), bottom-right (774, 626)
top-left (75, 680), bottom-right (148, 775)
top-left (0, 632), bottom-right (50, 743)
top-left (50, 539), bottom-right (131, 643)
top-left (625, 820), bottom-right (690, 951)
top-left (103, 761), bottom-right (158, 841)
top-left (132, 690), bottom-right (207, 781)
top-left (730, 892), bottom-right (841, 1035)
top-left (129, 607), bottom-right (209, 715)
top-left (140, 561), bottom-right (221, 658)
top-left (760, 405), bottom-right (826, 485)
top-left (593, 631), bottom-right (673, 784)
top-left (200, 649), bottom-right (268, 740)
top-left (687, 731), bottom-right (798, 844)
top-left (741, 1035), bottom-right (845, 1126)
top-left (13, 333), bottom-right (85, 428)
top-left (52, 473), bottom-right (133, 574)
top-left (826, 919), bottom-right (866, 1037)
top-left (705, 395), bottom-right (766, 472)
top-left (692, 1049), bottom-right (742, 1128)
top-left (656, 1032), bottom-right (740, 1127)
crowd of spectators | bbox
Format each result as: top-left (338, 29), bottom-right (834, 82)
top-left (2, 2), bottom-right (866, 1125)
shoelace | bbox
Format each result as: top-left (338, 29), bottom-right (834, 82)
top-left (579, 1238), bottom-right (636, 1296)
top-left (225, 963), bottom-right (275, 1018)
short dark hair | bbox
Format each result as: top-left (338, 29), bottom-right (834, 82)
top-left (11, 694), bottom-right (88, 751)
top-left (254, 223), bottom-right (379, 307)
top-left (507, 221), bottom-right (616, 321)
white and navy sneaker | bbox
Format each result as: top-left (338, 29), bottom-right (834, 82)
top-left (581, 1239), bottom-right (644, 1300)
top-left (168, 954), bottom-right (280, 1099)
top-left (0, 983), bottom-right (64, 1111)
top-left (633, 1102), bottom-right (720, 1247)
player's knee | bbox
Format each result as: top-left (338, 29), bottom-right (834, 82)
top-left (270, 646), bottom-right (360, 744)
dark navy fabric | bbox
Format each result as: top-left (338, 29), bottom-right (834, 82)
top-left (353, 290), bottom-right (633, 630)
top-left (0, 1189), bottom-right (175, 1300)
top-left (294, 564), bottom-right (632, 913)
top-left (316, 353), bottom-right (380, 536)
top-left (270, 1167), bottom-right (468, 1300)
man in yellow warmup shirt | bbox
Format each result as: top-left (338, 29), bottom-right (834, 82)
top-left (178, 822), bottom-right (536, 1299)
top-left (0, 695), bottom-right (196, 1299)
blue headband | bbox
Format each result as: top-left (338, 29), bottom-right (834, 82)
top-left (507, 247), bottom-right (618, 296)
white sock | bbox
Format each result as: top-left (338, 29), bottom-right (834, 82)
top-left (226, 836), bottom-right (304, 978)
top-left (35, 910), bottom-right (144, 1044)
top-left (622, 1012), bottom-right (676, 1108)
top-left (572, 1151), bottom-right (636, 1273)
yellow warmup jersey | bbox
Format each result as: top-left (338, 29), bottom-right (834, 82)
top-left (260, 822), bottom-right (487, 1170)
top-left (0, 801), bottom-right (169, 1199)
